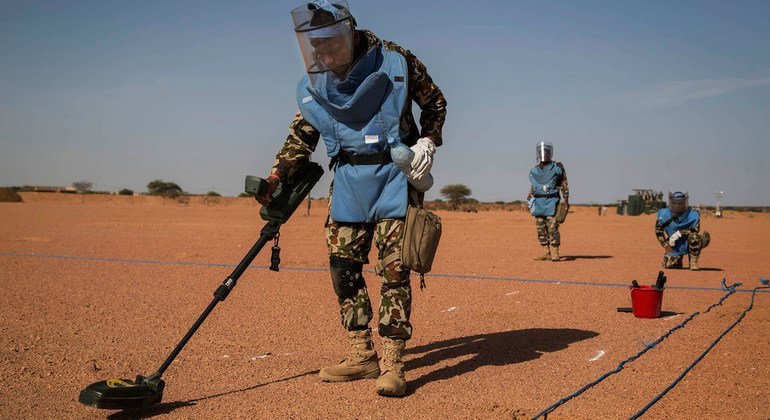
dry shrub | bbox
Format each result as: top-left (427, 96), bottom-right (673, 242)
top-left (0, 188), bottom-right (22, 203)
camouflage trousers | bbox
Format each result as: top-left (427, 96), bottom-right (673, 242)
top-left (326, 218), bottom-right (412, 340)
top-left (662, 233), bottom-right (705, 268)
top-left (535, 216), bottom-right (560, 247)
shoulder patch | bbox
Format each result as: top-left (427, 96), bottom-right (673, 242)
top-left (301, 96), bottom-right (313, 104)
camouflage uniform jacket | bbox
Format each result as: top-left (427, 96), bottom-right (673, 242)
top-left (271, 30), bottom-right (447, 181)
top-left (528, 161), bottom-right (570, 201)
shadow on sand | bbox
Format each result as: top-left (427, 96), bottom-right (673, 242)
top-left (404, 328), bottom-right (598, 394)
top-left (107, 329), bottom-right (600, 412)
top-left (561, 255), bottom-right (613, 261)
top-left (617, 309), bottom-right (683, 318)
top-left (107, 370), bottom-right (319, 419)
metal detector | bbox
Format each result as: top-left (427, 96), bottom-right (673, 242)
top-left (78, 161), bottom-right (323, 410)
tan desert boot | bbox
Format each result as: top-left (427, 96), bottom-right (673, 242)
top-left (319, 329), bottom-right (380, 382)
top-left (375, 337), bottom-right (406, 397)
top-left (534, 245), bottom-right (551, 261)
top-left (550, 246), bottom-right (560, 262)
top-left (689, 255), bottom-right (700, 271)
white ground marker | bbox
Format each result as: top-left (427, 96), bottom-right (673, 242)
top-left (589, 350), bottom-right (606, 362)
top-left (250, 352), bottom-right (272, 360)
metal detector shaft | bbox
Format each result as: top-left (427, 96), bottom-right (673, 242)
top-left (153, 221), bottom-right (281, 377)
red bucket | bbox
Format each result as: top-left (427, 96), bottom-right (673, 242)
top-left (630, 286), bottom-right (663, 318)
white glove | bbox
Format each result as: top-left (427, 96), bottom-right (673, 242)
top-left (409, 137), bottom-right (436, 179)
top-left (668, 231), bottom-right (682, 247)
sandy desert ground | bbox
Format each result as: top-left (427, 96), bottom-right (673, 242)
top-left (1, 194), bottom-right (768, 419)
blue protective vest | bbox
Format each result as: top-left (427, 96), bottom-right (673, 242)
top-left (529, 162), bottom-right (563, 217)
top-left (297, 42), bottom-right (410, 223)
top-left (657, 208), bottom-right (700, 256)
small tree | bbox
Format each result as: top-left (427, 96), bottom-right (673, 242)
top-left (147, 180), bottom-right (184, 198)
top-left (205, 191), bottom-right (221, 197)
top-left (440, 184), bottom-right (472, 210)
top-left (118, 188), bottom-right (134, 196)
top-left (72, 181), bottom-right (93, 193)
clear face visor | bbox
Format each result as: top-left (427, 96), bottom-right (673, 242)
top-left (536, 141), bottom-right (554, 163)
top-left (292, 1), bottom-right (354, 78)
top-left (669, 192), bottom-right (689, 214)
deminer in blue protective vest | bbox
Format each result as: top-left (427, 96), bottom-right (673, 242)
top-left (527, 142), bottom-right (570, 262)
top-left (255, 1), bottom-right (447, 397)
top-left (655, 192), bottom-right (711, 270)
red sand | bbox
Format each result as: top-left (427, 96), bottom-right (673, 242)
top-left (1, 198), bottom-right (768, 419)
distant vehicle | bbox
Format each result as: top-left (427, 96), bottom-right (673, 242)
top-left (618, 188), bottom-right (667, 216)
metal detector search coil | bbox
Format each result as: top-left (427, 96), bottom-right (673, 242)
top-left (79, 161), bottom-right (323, 411)
top-left (79, 375), bottom-right (164, 410)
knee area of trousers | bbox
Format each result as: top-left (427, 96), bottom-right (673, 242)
top-left (381, 277), bottom-right (410, 292)
top-left (330, 256), bottom-right (365, 300)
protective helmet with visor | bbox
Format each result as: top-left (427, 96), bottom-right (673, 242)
top-left (536, 141), bottom-right (554, 163)
top-left (292, 1), bottom-right (355, 85)
top-left (668, 191), bottom-right (689, 216)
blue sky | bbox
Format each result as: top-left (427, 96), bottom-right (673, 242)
top-left (1, 0), bottom-right (769, 205)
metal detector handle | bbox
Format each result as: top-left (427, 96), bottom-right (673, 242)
top-left (253, 161), bottom-right (324, 224)
top-left (244, 176), bottom-right (269, 197)
top-left (152, 221), bottom-right (281, 378)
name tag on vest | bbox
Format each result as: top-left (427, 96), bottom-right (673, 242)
top-left (365, 134), bottom-right (379, 144)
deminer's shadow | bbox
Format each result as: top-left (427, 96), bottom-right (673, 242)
top-left (107, 370), bottom-right (319, 419)
top-left (404, 328), bottom-right (598, 394)
top-left (107, 401), bottom-right (197, 419)
top-left (104, 330), bottom-right (599, 412)
top-left (561, 255), bottom-right (613, 261)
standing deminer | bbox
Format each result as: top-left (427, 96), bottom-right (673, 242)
top-left (255, 1), bottom-right (446, 396)
top-left (655, 192), bottom-right (710, 270)
top-left (527, 141), bottom-right (569, 262)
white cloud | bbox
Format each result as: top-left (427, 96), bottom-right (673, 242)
top-left (625, 76), bottom-right (770, 107)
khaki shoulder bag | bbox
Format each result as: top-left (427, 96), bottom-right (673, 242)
top-left (375, 205), bottom-right (442, 289)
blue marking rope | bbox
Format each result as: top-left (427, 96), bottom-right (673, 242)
top-left (629, 283), bottom-right (770, 419)
top-left (531, 279), bottom-right (742, 420)
top-left (0, 252), bottom-right (767, 294)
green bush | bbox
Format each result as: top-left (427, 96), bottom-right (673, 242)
top-left (440, 184), bottom-right (473, 210)
top-left (72, 181), bottom-right (93, 193)
top-left (147, 180), bottom-right (184, 198)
